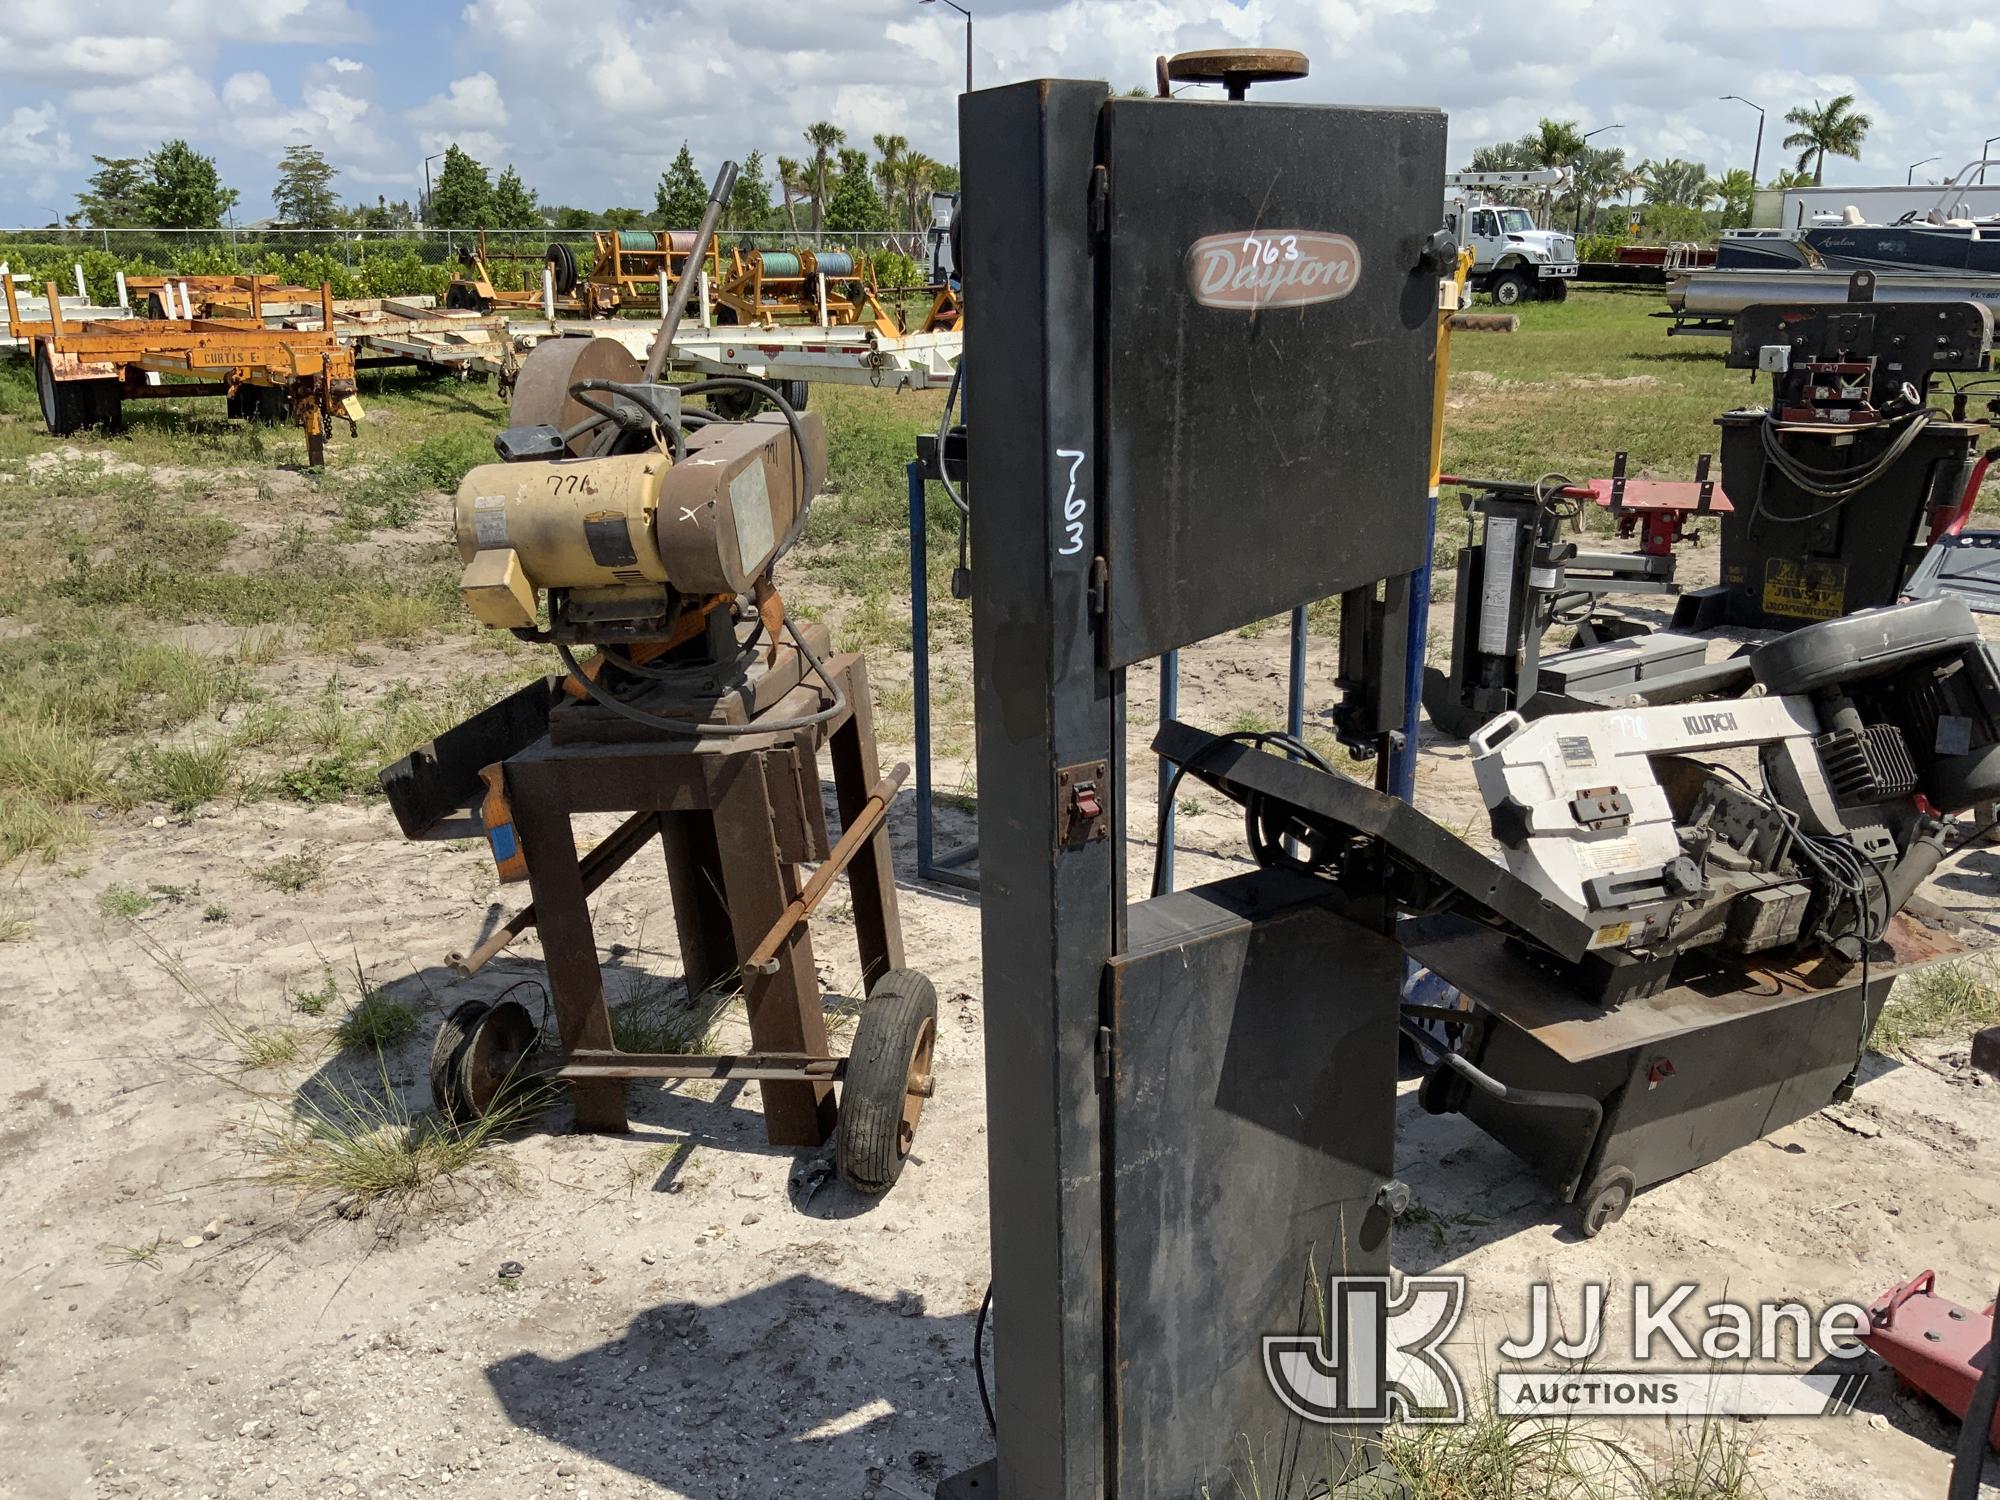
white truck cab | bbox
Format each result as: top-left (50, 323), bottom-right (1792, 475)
top-left (1443, 170), bottom-right (1581, 305)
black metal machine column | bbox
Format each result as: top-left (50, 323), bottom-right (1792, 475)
top-left (955, 63), bottom-right (1450, 1500)
top-left (962, 78), bottom-right (1120, 1500)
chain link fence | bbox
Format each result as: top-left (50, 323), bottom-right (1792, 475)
top-left (1, 226), bottom-right (937, 307)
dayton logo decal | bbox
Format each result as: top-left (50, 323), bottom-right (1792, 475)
top-left (1263, 1274), bottom-right (1467, 1424)
top-left (1187, 230), bottom-right (1363, 311)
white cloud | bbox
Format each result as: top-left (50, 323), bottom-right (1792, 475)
top-left (408, 72), bottom-right (509, 131)
top-left (0, 104), bottom-right (77, 171)
top-left (4, 0), bottom-right (1995, 222)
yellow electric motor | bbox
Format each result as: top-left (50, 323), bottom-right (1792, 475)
top-left (452, 409), bottom-right (826, 636)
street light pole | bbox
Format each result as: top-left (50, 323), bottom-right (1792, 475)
top-left (422, 151), bottom-right (445, 226)
top-left (1720, 95), bottom-right (1765, 187)
top-left (917, 0), bottom-right (973, 94)
top-left (1572, 124), bottom-right (1622, 236)
top-left (1982, 135), bottom-right (1999, 185)
top-left (1908, 156), bottom-right (1940, 185)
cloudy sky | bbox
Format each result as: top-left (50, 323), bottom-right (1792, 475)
top-left (2, 0), bottom-right (1995, 225)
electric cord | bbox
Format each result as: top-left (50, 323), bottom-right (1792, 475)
top-left (973, 1281), bottom-right (995, 1435)
top-left (1754, 408), bottom-right (1933, 519)
top-left (1151, 729), bottom-right (1338, 898)
top-left (556, 615), bottom-right (847, 737)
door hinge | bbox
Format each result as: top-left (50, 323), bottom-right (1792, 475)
top-left (1088, 554), bottom-right (1108, 615)
top-left (1095, 1024), bottom-right (1113, 1079)
top-left (1090, 165), bottom-right (1109, 235)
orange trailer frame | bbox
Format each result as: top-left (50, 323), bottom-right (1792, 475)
top-left (4, 276), bottom-right (359, 465)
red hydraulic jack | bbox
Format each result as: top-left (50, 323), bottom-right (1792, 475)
top-left (1859, 1270), bottom-right (2000, 1453)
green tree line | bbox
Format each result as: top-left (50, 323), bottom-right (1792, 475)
top-left (47, 126), bottom-right (960, 236)
top-left (1462, 96), bottom-right (1877, 243)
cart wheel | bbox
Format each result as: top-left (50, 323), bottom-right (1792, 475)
top-left (1572, 1166), bottom-right (1635, 1239)
top-left (429, 998), bottom-right (540, 1124)
top-left (1417, 1064), bottom-right (1467, 1117)
top-left (836, 969), bottom-right (938, 1195)
top-left (779, 379), bottom-right (810, 413)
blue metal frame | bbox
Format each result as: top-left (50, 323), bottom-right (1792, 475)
top-left (1385, 492), bottom-right (1438, 805)
top-left (906, 471), bottom-right (1397, 889)
top-left (909, 459), bottom-right (981, 889)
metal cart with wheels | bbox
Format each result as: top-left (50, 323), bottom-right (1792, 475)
top-left (386, 635), bottom-right (938, 1196)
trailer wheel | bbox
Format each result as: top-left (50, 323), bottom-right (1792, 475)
top-left (226, 385), bottom-right (289, 423)
top-left (1489, 270), bottom-right (1530, 307)
top-left (1540, 279), bottom-right (1569, 303)
top-left (35, 345), bottom-right (119, 436)
top-left (429, 998), bottom-right (540, 1125)
top-left (1572, 1165), bottom-right (1635, 1238)
top-left (779, 380), bottom-right (810, 413)
top-left (836, 969), bottom-right (938, 1195)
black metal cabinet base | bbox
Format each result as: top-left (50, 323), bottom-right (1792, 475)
top-left (1407, 914), bottom-right (1921, 1230)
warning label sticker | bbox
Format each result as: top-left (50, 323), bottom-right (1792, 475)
top-left (1762, 557), bottom-right (1846, 622)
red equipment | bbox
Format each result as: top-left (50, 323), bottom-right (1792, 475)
top-left (1859, 1270), bottom-right (2000, 1452)
top-left (1583, 450), bottom-right (1735, 557)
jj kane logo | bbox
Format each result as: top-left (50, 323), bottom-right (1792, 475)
top-left (1265, 1277), bottom-right (1874, 1426)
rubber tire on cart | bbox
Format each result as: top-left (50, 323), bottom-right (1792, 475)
top-left (1417, 1064), bottom-right (1469, 1117)
top-left (778, 379), bottom-right (810, 414)
top-left (35, 344), bottom-right (121, 436)
top-left (1572, 1165), bottom-right (1636, 1239)
top-left (835, 969), bottom-right (938, 1195)
top-left (445, 282), bottom-right (491, 313)
top-left (1489, 270), bottom-right (1531, 307)
top-left (428, 997), bottom-right (540, 1125)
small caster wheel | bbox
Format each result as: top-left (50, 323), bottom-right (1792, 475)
top-left (1572, 1166), bottom-right (1635, 1239)
top-left (835, 969), bottom-right (938, 1195)
top-left (429, 998), bottom-right (539, 1124)
top-left (1418, 1065), bottom-right (1467, 1117)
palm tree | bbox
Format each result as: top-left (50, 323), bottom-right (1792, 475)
top-left (1767, 167), bottom-right (1815, 190)
top-left (1782, 95), bottom-right (1871, 185)
top-left (1713, 167), bottom-right (1756, 228)
top-left (1524, 119), bottom-right (1587, 221)
top-left (900, 152), bottom-right (939, 241)
top-left (872, 133), bottom-right (908, 225)
top-left (802, 122), bottom-right (845, 232)
top-left (1643, 158), bottom-right (1716, 210)
top-left (775, 157), bottom-right (804, 234)
top-left (1620, 161), bottom-right (1650, 210)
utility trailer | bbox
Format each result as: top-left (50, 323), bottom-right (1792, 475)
top-left (3, 275), bottom-right (358, 464)
top-left (506, 318), bottom-right (962, 394)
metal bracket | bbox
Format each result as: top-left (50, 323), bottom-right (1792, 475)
top-left (1058, 758), bottom-right (1111, 848)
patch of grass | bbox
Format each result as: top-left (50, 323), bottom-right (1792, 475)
top-left (202, 902), bottom-right (228, 923)
top-left (610, 971), bottom-right (720, 1055)
top-left (130, 743), bottom-right (230, 814)
top-left (245, 1056), bottom-right (549, 1214)
top-left (1225, 709), bottom-right (1277, 737)
top-left (288, 966), bottom-right (338, 1016)
top-left (1873, 961), bottom-right (2000, 1052)
top-left (101, 1236), bottom-right (167, 1270)
top-left (335, 984), bottom-right (422, 1052)
top-left (252, 847), bottom-right (328, 893)
top-left (97, 883), bottom-right (151, 918)
top-left (234, 1023), bottom-right (307, 1071)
